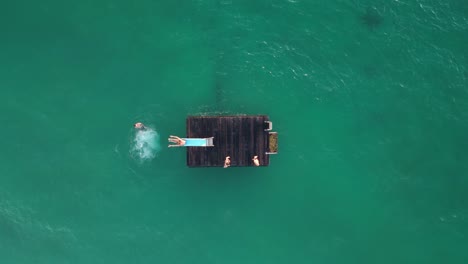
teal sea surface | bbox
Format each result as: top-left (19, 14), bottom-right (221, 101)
top-left (1, 1), bottom-right (467, 263)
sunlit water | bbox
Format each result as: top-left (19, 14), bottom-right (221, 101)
top-left (0, 1), bottom-right (467, 264)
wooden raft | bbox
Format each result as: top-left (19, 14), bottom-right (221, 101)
top-left (186, 115), bottom-right (273, 167)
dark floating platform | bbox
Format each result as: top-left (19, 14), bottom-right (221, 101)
top-left (186, 115), bottom-right (277, 167)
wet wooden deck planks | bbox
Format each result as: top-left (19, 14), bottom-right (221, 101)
top-left (186, 115), bottom-right (270, 167)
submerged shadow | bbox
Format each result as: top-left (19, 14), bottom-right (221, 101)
top-left (215, 77), bottom-right (223, 110)
top-left (360, 7), bottom-right (383, 30)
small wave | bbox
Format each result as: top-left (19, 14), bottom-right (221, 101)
top-left (130, 127), bottom-right (161, 162)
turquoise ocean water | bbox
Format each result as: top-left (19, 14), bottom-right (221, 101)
top-left (1, 1), bottom-right (467, 263)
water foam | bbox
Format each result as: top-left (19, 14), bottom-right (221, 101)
top-left (130, 127), bottom-right (161, 162)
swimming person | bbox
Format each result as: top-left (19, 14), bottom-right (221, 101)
top-left (134, 122), bottom-right (146, 130)
top-left (252, 155), bottom-right (260, 166)
top-left (223, 156), bottom-right (231, 168)
top-left (131, 122), bottom-right (160, 162)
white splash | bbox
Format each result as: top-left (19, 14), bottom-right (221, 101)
top-left (130, 127), bottom-right (160, 161)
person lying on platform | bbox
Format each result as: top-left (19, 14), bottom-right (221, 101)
top-left (168, 135), bottom-right (186, 147)
top-left (252, 155), bottom-right (260, 166)
top-left (223, 156), bottom-right (231, 168)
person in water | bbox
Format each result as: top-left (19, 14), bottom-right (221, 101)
top-left (168, 135), bottom-right (186, 147)
top-left (134, 122), bottom-right (146, 130)
top-left (223, 156), bottom-right (231, 168)
top-left (252, 155), bottom-right (260, 166)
